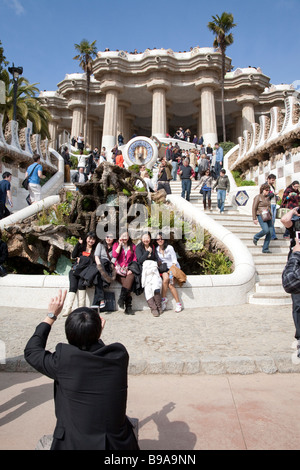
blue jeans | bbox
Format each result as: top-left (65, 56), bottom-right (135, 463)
top-left (171, 161), bottom-right (178, 181)
top-left (254, 215), bottom-right (273, 252)
top-left (271, 204), bottom-right (277, 239)
top-left (181, 179), bottom-right (192, 201)
top-left (215, 161), bottom-right (222, 179)
top-left (202, 189), bottom-right (211, 203)
top-left (217, 189), bottom-right (226, 212)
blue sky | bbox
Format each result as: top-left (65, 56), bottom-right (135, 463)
top-left (0, 0), bottom-right (299, 93)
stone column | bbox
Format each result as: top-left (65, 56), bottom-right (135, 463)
top-left (147, 79), bottom-right (170, 138)
top-left (242, 102), bottom-right (255, 132)
top-left (195, 78), bottom-right (218, 146)
top-left (48, 120), bottom-right (59, 150)
top-left (117, 101), bottom-right (130, 144)
top-left (237, 95), bottom-right (258, 134)
top-left (70, 106), bottom-right (84, 140)
top-left (101, 80), bottom-right (124, 152)
top-left (124, 114), bottom-right (135, 143)
top-left (194, 100), bottom-right (202, 138)
top-left (87, 118), bottom-right (94, 149)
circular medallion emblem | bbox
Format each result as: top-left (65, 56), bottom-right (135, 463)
top-left (123, 136), bottom-right (158, 168)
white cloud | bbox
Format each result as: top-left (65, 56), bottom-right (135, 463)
top-left (4, 0), bottom-right (25, 15)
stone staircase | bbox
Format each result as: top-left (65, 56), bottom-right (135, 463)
top-left (169, 180), bottom-right (291, 306)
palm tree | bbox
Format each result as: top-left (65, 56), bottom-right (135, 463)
top-left (207, 12), bottom-right (237, 142)
top-left (0, 69), bottom-right (52, 139)
top-left (73, 39), bottom-right (97, 148)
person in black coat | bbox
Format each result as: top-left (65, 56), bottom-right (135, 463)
top-left (24, 290), bottom-right (139, 450)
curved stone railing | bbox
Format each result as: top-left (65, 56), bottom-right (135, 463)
top-left (232, 96), bottom-right (300, 172)
top-left (0, 115), bottom-right (64, 210)
top-left (0, 115), bottom-right (57, 170)
top-left (0, 193), bottom-right (256, 310)
top-left (0, 195), bottom-right (60, 230)
top-left (166, 195), bottom-right (256, 302)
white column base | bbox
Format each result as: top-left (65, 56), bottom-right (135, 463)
top-left (101, 135), bottom-right (117, 161)
top-left (203, 132), bottom-right (218, 147)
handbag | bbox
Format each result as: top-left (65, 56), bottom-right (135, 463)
top-left (103, 291), bottom-right (116, 312)
top-left (158, 262), bottom-right (168, 273)
top-left (261, 209), bottom-right (272, 222)
top-left (115, 263), bottom-right (128, 277)
top-left (22, 163), bottom-right (39, 190)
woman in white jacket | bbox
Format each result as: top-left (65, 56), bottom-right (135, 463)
top-left (136, 232), bottom-right (162, 317)
top-left (155, 233), bottom-right (182, 312)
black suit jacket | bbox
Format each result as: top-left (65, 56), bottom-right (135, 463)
top-left (24, 322), bottom-right (139, 450)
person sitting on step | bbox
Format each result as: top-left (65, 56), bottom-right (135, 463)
top-left (155, 232), bottom-right (182, 313)
top-left (112, 231), bottom-right (137, 315)
top-left (63, 232), bottom-right (99, 316)
top-left (136, 231), bottom-right (162, 317)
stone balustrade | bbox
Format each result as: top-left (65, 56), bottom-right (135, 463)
top-left (0, 115), bottom-right (64, 211)
top-left (232, 96), bottom-right (300, 172)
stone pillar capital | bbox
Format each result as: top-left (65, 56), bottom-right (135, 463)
top-left (118, 100), bottom-right (131, 109)
top-left (147, 79), bottom-right (171, 92)
top-left (236, 94), bottom-right (259, 105)
top-left (68, 100), bottom-right (85, 110)
top-left (100, 80), bottom-right (124, 94)
top-left (195, 77), bottom-right (219, 91)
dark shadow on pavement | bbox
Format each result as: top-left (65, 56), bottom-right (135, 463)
top-left (0, 382), bottom-right (53, 426)
top-left (138, 402), bottom-right (197, 450)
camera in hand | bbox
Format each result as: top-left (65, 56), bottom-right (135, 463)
top-left (297, 207), bottom-right (300, 214)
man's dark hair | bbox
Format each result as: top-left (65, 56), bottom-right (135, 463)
top-left (267, 174), bottom-right (276, 180)
top-left (2, 172), bottom-right (11, 179)
top-left (33, 153), bottom-right (41, 162)
top-left (65, 307), bottom-right (102, 351)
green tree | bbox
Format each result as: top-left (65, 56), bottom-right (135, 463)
top-left (73, 39), bottom-right (97, 148)
top-left (208, 12), bottom-right (237, 142)
top-left (0, 40), bottom-right (9, 73)
top-left (0, 68), bottom-right (52, 139)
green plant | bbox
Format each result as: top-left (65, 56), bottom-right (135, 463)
top-left (219, 141), bottom-right (236, 155)
top-left (199, 251), bottom-right (232, 275)
top-left (133, 185), bottom-right (147, 192)
top-left (122, 188), bottom-right (131, 196)
top-left (232, 170), bottom-right (256, 187)
top-left (65, 236), bottom-right (78, 246)
top-left (37, 208), bottom-right (51, 225)
top-left (0, 229), bottom-right (9, 243)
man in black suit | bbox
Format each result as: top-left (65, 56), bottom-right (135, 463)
top-left (24, 290), bottom-right (139, 450)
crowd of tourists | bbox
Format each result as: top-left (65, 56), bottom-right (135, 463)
top-left (62, 230), bottom-right (186, 318)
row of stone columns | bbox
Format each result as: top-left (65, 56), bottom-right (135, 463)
top-left (49, 80), bottom-right (258, 151)
top-left (99, 78), bottom-right (220, 150)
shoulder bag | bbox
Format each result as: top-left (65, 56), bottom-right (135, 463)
top-left (22, 163), bottom-right (39, 190)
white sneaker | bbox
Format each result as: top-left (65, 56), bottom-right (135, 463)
top-left (175, 302), bottom-right (182, 312)
top-left (161, 298), bottom-right (168, 311)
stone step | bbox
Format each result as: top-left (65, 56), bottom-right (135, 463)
top-left (248, 292), bottom-right (292, 305)
top-left (247, 245), bottom-right (289, 255)
top-left (255, 269), bottom-right (285, 281)
top-left (255, 281), bottom-right (286, 294)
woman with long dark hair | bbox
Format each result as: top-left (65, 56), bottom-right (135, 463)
top-left (136, 232), bottom-right (162, 317)
top-left (112, 231), bottom-right (137, 315)
top-left (62, 231), bottom-right (98, 316)
top-left (252, 184), bottom-right (273, 253)
top-left (155, 233), bottom-right (182, 312)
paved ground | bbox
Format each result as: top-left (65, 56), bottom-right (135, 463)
top-left (0, 303), bottom-right (299, 374)
top-left (1, 302), bottom-right (300, 450)
top-left (1, 372), bottom-right (300, 450)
